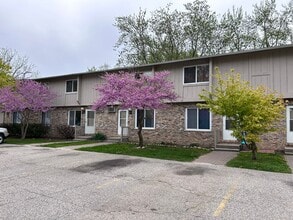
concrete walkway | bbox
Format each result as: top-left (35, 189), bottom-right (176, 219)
top-left (285, 155), bottom-right (293, 171)
top-left (194, 151), bottom-right (238, 165)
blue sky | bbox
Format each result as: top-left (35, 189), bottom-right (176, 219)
top-left (0, 0), bottom-right (289, 77)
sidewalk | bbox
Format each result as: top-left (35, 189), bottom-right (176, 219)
top-left (285, 155), bottom-right (293, 171)
top-left (193, 151), bottom-right (238, 165)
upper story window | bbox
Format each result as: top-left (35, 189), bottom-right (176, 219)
top-left (66, 79), bottom-right (78, 93)
top-left (183, 64), bottom-right (209, 84)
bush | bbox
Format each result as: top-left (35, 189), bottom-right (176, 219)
top-left (0, 123), bottom-right (21, 137)
top-left (56, 125), bottom-right (75, 139)
top-left (0, 123), bottom-right (50, 138)
top-left (26, 124), bottom-right (50, 138)
top-left (92, 132), bottom-right (106, 141)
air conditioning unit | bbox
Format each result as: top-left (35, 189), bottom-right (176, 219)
top-left (108, 105), bottom-right (116, 113)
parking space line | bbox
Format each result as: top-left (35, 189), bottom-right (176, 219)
top-left (213, 180), bottom-right (238, 217)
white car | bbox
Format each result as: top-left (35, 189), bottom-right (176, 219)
top-left (0, 127), bottom-right (9, 144)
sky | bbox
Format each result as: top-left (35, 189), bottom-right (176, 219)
top-left (0, 0), bottom-right (290, 77)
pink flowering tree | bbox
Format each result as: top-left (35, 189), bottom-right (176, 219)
top-left (0, 80), bottom-right (57, 139)
top-left (92, 71), bottom-right (178, 147)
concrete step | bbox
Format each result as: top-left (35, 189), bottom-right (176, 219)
top-left (75, 135), bottom-right (92, 140)
top-left (105, 136), bottom-right (122, 143)
top-left (285, 146), bottom-right (293, 155)
top-left (215, 143), bottom-right (239, 152)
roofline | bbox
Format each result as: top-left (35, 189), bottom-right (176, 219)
top-left (36, 44), bottom-right (293, 81)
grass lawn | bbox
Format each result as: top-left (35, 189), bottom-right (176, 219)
top-left (5, 138), bottom-right (60, 145)
top-left (77, 143), bottom-right (210, 162)
top-left (226, 152), bottom-right (292, 173)
top-left (42, 140), bottom-right (98, 148)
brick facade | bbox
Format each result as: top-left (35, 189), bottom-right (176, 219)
top-left (1, 103), bottom-right (288, 150)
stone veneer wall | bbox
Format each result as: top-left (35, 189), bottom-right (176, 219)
top-left (94, 102), bottom-right (287, 150)
top-left (127, 104), bottom-right (217, 148)
top-left (1, 102), bottom-right (288, 150)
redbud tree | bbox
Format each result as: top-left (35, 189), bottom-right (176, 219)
top-left (0, 80), bottom-right (57, 139)
top-left (92, 71), bottom-right (178, 147)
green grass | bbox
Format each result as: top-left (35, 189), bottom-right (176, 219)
top-left (77, 143), bottom-right (210, 162)
top-left (226, 152), bottom-right (292, 173)
top-left (42, 140), bottom-right (98, 148)
top-left (6, 138), bottom-right (60, 145)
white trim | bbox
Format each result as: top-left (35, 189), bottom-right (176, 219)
top-left (85, 109), bottom-right (96, 134)
top-left (183, 63), bottom-right (210, 85)
top-left (185, 107), bottom-right (211, 131)
top-left (287, 106), bottom-right (293, 143)
top-left (135, 109), bottom-right (156, 130)
top-left (118, 109), bottom-right (129, 135)
top-left (223, 116), bottom-right (237, 140)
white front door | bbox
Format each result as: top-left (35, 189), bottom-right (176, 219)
top-left (287, 106), bottom-right (293, 143)
top-left (85, 110), bottom-right (95, 134)
top-left (223, 116), bottom-right (237, 141)
top-left (118, 110), bottom-right (128, 135)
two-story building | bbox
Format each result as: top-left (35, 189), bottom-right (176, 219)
top-left (1, 45), bottom-right (293, 152)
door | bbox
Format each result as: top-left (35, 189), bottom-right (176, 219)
top-left (85, 110), bottom-right (95, 134)
top-left (118, 110), bottom-right (128, 135)
top-left (223, 116), bottom-right (237, 141)
top-left (287, 106), bottom-right (293, 143)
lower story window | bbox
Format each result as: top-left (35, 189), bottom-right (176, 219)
top-left (42, 111), bottom-right (51, 125)
top-left (68, 110), bottom-right (81, 126)
top-left (136, 109), bottom-right (155, 129)
top-left (185, 108), bottom-right (210, 130)
top-left (13, 112), bottom-right (22, 124)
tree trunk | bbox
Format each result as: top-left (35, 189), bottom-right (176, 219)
top-left (137, 111), bottom-right (144, 148)
top-left (250, 141), bottom-right (257, 160)
top-left (21, 122), bottom-right (29, 139)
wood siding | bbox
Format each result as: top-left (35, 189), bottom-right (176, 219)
top-left (40, 47), bottom-right (293, 106)
top-left (213, 47), bottom-right (293, 98)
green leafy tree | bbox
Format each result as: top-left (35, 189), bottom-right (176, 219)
top-left (250, 0), bottom-right (293, 47)
top-left (114, 8), bottom-right (150, 66)
top-left (199, 68), bottom-right (284, 160)
top-left (217, 7), bottom-right (257, 53)
top-left (0, 59), bottom-right (14, 87)
top-left (183, 0), bottom-right (217, 56)
top-left (149, 4), bottom-right (188, 62)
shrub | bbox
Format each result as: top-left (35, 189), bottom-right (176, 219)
top-left (56, 125), bottom-right (75, 139)
top-left (92, 132), bottom-right (106, 141)
top-left (26, 124), bottom-right (50, 138)
top-left (0, 123), bottom-right (49, 138)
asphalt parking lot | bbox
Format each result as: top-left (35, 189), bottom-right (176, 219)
top-left (0, 144), bottom-right (292, 220)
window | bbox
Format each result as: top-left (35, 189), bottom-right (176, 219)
top-left (42, 111), bottom-right (51, 125)
top-left (135, 109), bottom-right (155, 129)
top-left (185, 108), bottom-right (210, 130)
top-left (68, 110), bottom-right (81, 126)
top-left (13, 112), bottom-right (22, 124)
top-left (184, 64), bottom-right (209, 84)
top-left (66, 79), bottom-right (78, 93)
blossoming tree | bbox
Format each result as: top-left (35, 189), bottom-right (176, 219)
top-left (0, 80), bottom-right (57, 139)
top-left (92, 71), bottom-right (178, 147)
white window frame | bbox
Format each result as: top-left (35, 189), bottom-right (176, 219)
top-left (68, 110), bottom-right (81, 126)
top-left (183, 64), bottom-right (210, 85)
top-left (185, 108), bottom-right (211, 131)
top-left (135, 109), bottom-right (156, 130)
top-left (65, 79), bottom-right (78, 93)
